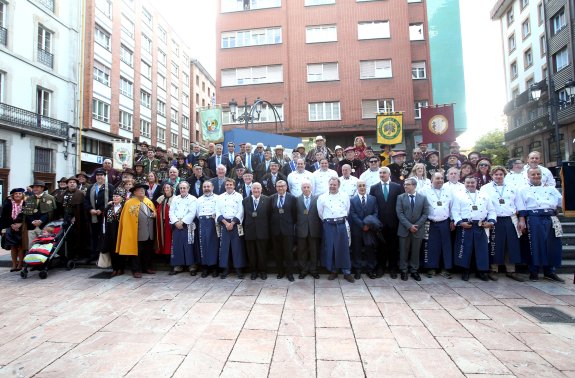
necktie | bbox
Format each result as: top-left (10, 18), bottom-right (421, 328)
top-left (246, 185), bottom-right (251, 196)
top-left (315, 162), bottom-right (319, 170)
top-left (272, 175), bottom-right (276, 185)
top-left (254, 198), bottom-right (258, 210)
top-left (217, 156), bottom-right (220, 166)
top-left (279, 195), bottom-right (284, 208)
top-left (266, 161), bottom-right (269, 171)
top-left (361, 196), bottom-right (366, 207)
top-left (383, 183), bottom-right (388, 201)
top-left (409, 194), bottom-right (415, 210)
top-left (247, 154), bottom-right (251, 168)
top-left (305, 196), bottom-right (310, 209)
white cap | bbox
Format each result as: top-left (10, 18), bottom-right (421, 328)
top-left (256, 142), bottom-right (264, 147)
top-left (296, 143), bottom-right (305, 149)
top-left (315, 135), bottom-right (325, 141)
top-left (334, 145), bottom-right (343, 150)
top-left (275, 144), bottom-right (284, 150)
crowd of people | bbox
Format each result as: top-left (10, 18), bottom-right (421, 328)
top-left (0, 135), bottom-right (565, 283)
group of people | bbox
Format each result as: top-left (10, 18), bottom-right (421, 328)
top-left (0, 134), bottom-right (565, 283)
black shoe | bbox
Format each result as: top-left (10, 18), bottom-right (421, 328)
top-left (220, 270), bottom-right (228, 279)
top-left (390, 270), bottom-right (398, 279)
top-left (250, 273), bottom-right (258, 280)
top-left (411, 272), bottom-right (421, 281)
top-left (477, 272), bottom-right (489, 282)
top-left (367, 271), bottom-right (377, 279)
top-left (544, 272), bottom-right (565, 283)
top-left (236, 270), bottom-right (244, 279)
top-left (375, 269), bottom-right (384, 278)
top-left (462, 272), bottom-right (470, 281)
top-left (298, 273), bottom-right (307, 279)
top-left (277, 273), bottom-right (285, 279)
top-left (354, 272), bottom-right (361, 280)
top-left (311, 273), bottom-right (320, 279)
top-left (201, 270), bottom-right (209, 278)
top-left (529, 272), bottom-right (538, 281)
top-left (190, 270), bottom-right (197, 276)
top-left (328, 272), bottom-right (338, 280)
top-left (287, 274), bottom-right (295, 282)
top-left (260, 272), bottom-right (268, 280)
top-left (168, 270), bottom-right (179, 276)
top-left (343, 274), bottom-right (355, 283)
top-left (212, 270), bottom-right (219, 278)
top-left (401, 272), bottom-right (408, 281)
top-left (506, 273), bottom-right (526, 282)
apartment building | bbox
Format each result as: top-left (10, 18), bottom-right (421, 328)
top-left (190, 59), bottom-right (216, 143)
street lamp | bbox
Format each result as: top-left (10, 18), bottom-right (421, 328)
top-left (529, 78), bottom-right (575, 168)
top-left (228, 97), bottom-right (283, 134)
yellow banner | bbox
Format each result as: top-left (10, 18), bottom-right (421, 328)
top-left (376, 114), bottom-right (403, 145)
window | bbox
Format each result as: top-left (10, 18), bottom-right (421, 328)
top-left (96, 0), bottom-right (112, 19)
top-left (221, 27), bottom-right (282, 48)
top-left (142, 7), bottom-right (152, 27)
top-left (158, 25), bottom-right (167, 43)
top-left (157, 126), bottom-right (166, 143)
top-left (92, 99), bottom-right (110, 122)
top-left (537, 3), bottom-right (544, 25)
top-left (38, 0), bottom-right (55, 12)
top-left (120, 45), bottom-right (133, 66)
top-left (120, 77), bottom-right (133, 98)
top-left (171, 132), bottom-right (178, 148)
top-left (196, 75), bottom-right (199, 86)
top-left (360, 59), bottom-right (392, 79)
top-left (524, 48), bottom-right (533, 68)
top-left (34, 147), bottom-right (52, 173)
top-left (542, 66), bottom-right (548, 80)
top-left (540, 35), bottom-right (546, 57)
top-left (552, 9), bottom-right (566, 35)
top-left (305, 0), bottom-right (335, 5)
top-left (37, 25), bottom-right (53, 67)
top-left (140, 90), bottom-right (151, 108)
top-left (526, 77), bottom-right (535, 89)
top-left (172, 62), bottom-right (179, 77)
top-left (91, 62), bottom-right (110, 88)
top-left (0, 140), bottom-right (5, 168)
top-left (308, 102), bottom-right (341, 121)
top-left (221, 65), bottom-right (283, 86)
top-left (522, 18), bottom-right (530, 39)
top-left (172, 39), bottom-right (179, 56)
top-left (141, 60), bottom-right (152, 79)
top-left (182, 115), bottom-right (189, 129)
top-left (140, 119), bottom-right (151, 138)
top-left (183, 72), bottom-right (190, 84)
top-left (95, 25), bottom-right (110, 50)
top-left (306, 25), bottom-right (337, 43)
top-left (307, 62), bottom-right (339, 82)
top-left (157, 100), bottom-right (166, 116)
top-left (119, 110), bottom-right (133, 131)
top-left (520, 0), bottom-right (528, 9)
top-left (171, 84), bottom-right (179, 99)
top-left (142, 34), bottom-right (152, 52)
top-left (409, 23), bottom-right (424, 41)
top-left (414, 100), bottom-right (428, 119)
top-left (0, 71), bottom-right (5, 102)
top-left (171, 108), bottom-right (178, 124)
top-left (512, 87), bottom-right (519, 98)
top-left (158, 49), bottom-right (167, 66)
top-left (221, 0), bottom-right (281, 13)
top-left (407, 0), bottom-right (422, 2)
top-left (36, 88), bottom-right (51, 117)
top-left (510, 61), bottom-right (518, 78)
top-left (196, 93), bottom-right (199, 104)
top-left (182, 92), bottom-right (189, 105)
top-left (554, 47), bottom-right (569, 72)
top-left (202, 82), bottom-right (206, 92)
top-left (508, 34), bottom-right (516, 52)
top-left (358, 21), bottom-right (390, 40)
top-left (507, 8), bottom-right (514, 26)
top-left (411, 61), bottom-right (426, 79)
top-left (157, 73), bottom-right (166, 89)
top-left (361, 99), bottom-right (394, 118)
top-left (121, 15), bottom-right (134, 38)
top-left (182, 138), bottom-right (189, 152)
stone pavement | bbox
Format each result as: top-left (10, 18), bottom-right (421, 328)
top-left (0, 268), bottom-right (574, 378)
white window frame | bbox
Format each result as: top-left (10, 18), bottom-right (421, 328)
top-left (360, 59), bottom-right (392, 79)
top-left (552, 9), bottom-right (566, 35)
top-left (411, 61), bottom-right (426, 79)
top-left (414, 100), bottom-right (428, 119)
top-left (409, 23), bottom-right (424, 41)
top-left (524, 48), bottom-right (533, 68)
top-left (0, 71), bottom-right (5, 103)
top-left (120, 77), bottom-right (133, 98)
top-left (361, 99), bottom-right (394, 118)
top-left (306, 25), bottom-right (337, 43)
top-left (308, 102), bottom-right (341, 121)
top-left (93, 61), bottom-right (110, 86)
top-left (522, 18), bottom-right (530, 39)
top-left (158, 49), bottom-right (167, 66)
top-left (507, 8), bottom-right (514, 26)
top-left (508, 34), bottom-right (516, 52)
top-left (358, 21), bottom-right (390, 40)
top-left (140, 119), bottom-right (151, 138)
top-left (38, 25), bottom-right (52, 53)
top-left (221, 0), bottom-right (281, 13)
top-left (510, 61), bottom-right (518, 78)
top-left (305, 0), bottom-right (335, 5)
top-left (182, 137), bottom-right (189, 152)
top-left (36, 87), bottom-right (51, 117)
top-left (171, 83), bottom-right (179, 99)
top-left (158, 25), bottom-right (167, 43)
top-left (157, 126), bottom-right (166, 143)
top-left (92, 98), bottom-right (110, 123)
top-left (142, 7), bottom-right (153, 27)
top-left (171, 108), bottom-right (179, 124)
top-left (554, 48), bottom-right (569, 72)
top-left (141, 60), bottom-right (152, 79)
top-left (142, 34), bottom-right (152, 52)
top-left (171, 132), bottom-right (178, 148)
top-left (140, 90), bottom-right (151, 108)
top-left (119, 110), bottom-right (133, 131)
top-left (95, 24), bottom-right (110, 50)
top-left (96, 0), bottom-right (112, 19)
top-left (221, 27), bottom-right (282, 48)
top-left (307, 62), bottom-right (339, 82)
top-left (182, 115), bottom-right (189, 129)
top-left (158, 73), bottom-right (166, 89)
top-left (157, 99), bottom-right (166, 116)
top-left (121, 15), bottom-right (134, 39)
top-left (221, 65), bottom-right (283, 86)
top-left (120, 45), bottom-right (133, 67)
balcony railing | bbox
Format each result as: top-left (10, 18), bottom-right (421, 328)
top-left (0, 102), bottom-right (68, 138)
top-left (0, 26), bottom-right (6, 46)
top-left (38, 48), bottom-right (54, 68)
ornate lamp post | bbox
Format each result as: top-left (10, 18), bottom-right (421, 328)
top-left (228, 97), bottom-right (283, 134)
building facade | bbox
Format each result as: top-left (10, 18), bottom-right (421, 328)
top-left (190, 59), bottom-right (216, 144)
top-left (216, 0), bottom-right (436, 150)
top-left (492, 0), bottom-right (575, 167)
top-left (80, 0), bottom-right (194, 173)
top-left (0, 0), bottom-right (80, 198)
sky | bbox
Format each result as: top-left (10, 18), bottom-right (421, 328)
top-left (155, 0), bottom-right (506, 149)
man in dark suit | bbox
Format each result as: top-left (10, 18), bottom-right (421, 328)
top-left (241, 143), bottom-right (258, 173)
top-left (396, 177), bottom-right (430, 281)
top-left (224, 141), bottom-right (236, 163)
top-left (349, 180), bottom-right (379, 279)
top-left (282, 151), bottom-right (300, 177)
top-left (254, 148), bottom-right (274, 182)
top-left (295, 180), bottom-right (322, 279)
top-left (209, 165), bottom-right (228, 195)
top-left (260, 161), bottom-right (287, 197)
top-left (84, 168), bottom-right (115, 262)
top-left (236, 171), bottom-right (254, 199)
top-left (187, 143), bottom-right (203, 167)
top-left (307, 151), bottom-right (324, 173)
top-left (207, 144), bottom-right (231, 175)
top-left (188, 165), bottom-right (206, 198)
top-left (270, 180), bottom-right (297, 281)
top-left (242, 182), bottom-right (271, 280)
top-left (369, 166), bottom-right (404, 278)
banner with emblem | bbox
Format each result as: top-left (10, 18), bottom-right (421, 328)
top-left (421, 104), bottom-right (455, 143)
top-left (376, 113), bottom-right (403, 145)
top-left (112, 141), bottom-right (133, 170)
top-left (200, 106), bottom-right (224, 143)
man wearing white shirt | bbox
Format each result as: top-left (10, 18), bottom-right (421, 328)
top-left (317, 177), bottom-right (354, 283)
top-left (421, 172), bottom-right (455, 279)
top-left (196, 181), bottom-right (219, 277)
top-left (505, 158), bottom-right (528, 189)
top-left (451, 176), bottom-right (496, 281)
top-left (216, 178), bottom-right (246, 278)
top-left (168, 181), bottom-right (198, 275)
top-left (359, 156), bottom-right (382, 190)
top-left (339, 164), bottom-right (359, 198)
top-left (444, 167), bottom-right (466, 194)
top-left (523, 151), bottom-right (555, 187)
top-left (480, 166), bottom-right (525, 282)
top-left (312, 158), bottom-right (338, 196)
top-left (287, 159), bottom-right (313, 197)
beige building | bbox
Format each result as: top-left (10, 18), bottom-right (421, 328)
top-left (190, 59), bottom-right (216, 144)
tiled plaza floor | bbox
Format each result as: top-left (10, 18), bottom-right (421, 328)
top-left (0, 267), bottom-right (574, 377)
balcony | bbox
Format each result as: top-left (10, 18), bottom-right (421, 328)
top-left (0, 102), bottom-right (69, 139)
top-left (37, 48), bottom-right (54, 68)
top-left (0, 26), bottom-right (6, 46)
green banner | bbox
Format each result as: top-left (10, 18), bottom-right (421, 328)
top-left (200, 107), bottom-right (224, 142)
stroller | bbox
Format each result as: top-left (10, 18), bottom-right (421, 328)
top-left (20, 220), bottom-right (75, 279)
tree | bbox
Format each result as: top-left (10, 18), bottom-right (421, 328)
top-left (472, 130), bottom-right (509, 166)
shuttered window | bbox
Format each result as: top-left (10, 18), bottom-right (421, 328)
top-left (360, 60), bottom-right (392, 79)
top-left (358, 21), bottom-right (390, 40)
top-left (361, 99), bottom-right (394, 118)
top-left (221, 65), bottom-right (283, 86)
top-left (307, 63), bottom-right (339, 82)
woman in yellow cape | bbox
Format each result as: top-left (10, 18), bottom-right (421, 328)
top-left (116, 186), bottom-right (157, 256)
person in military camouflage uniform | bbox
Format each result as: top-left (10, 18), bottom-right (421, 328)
top-left (175, 154), bottom-right (192, 181)
top-left (133, 162), bottom-right (147, 185)
top-left (142, 148), bottom-right (160, 174)
top-left (156, 159), bottom-right (170, 182)
top-left (21, 180), bottom-right (56, 251)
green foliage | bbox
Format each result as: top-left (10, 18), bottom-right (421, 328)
top-left (472, 130), bottom-right (509, 166)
